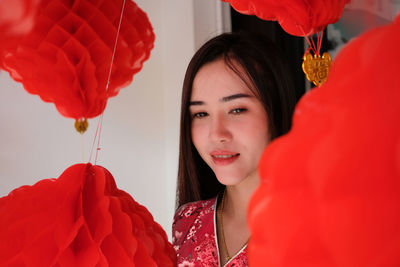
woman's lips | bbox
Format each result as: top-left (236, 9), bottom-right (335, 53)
top-left (210, 151), bottom-right (240, 166)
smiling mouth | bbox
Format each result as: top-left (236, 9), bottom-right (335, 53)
top-left (211, 153), bottom-right (240, 165)
top-left (212, 154), bottom-right (240, 159)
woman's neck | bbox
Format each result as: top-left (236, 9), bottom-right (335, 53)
top-left (224, 169), bottom-right (260, 220)
top-left (216, 169), bottom-right (260, 265)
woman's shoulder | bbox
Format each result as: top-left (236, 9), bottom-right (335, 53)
top-left (174, 197), bottom-right (217, 219)
top-left (172, 197), bottom-right (217, 245)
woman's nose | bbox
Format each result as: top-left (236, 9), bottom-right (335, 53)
top-left (209, 114), bottom-right (232, 143)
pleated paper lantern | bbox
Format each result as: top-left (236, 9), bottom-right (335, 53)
top-left (0, 163), bottom-right (176, 266)
top-left (1, 0), bottom-right (155, 120)
top-left (248, 15), bottom-right (400, 267)
top-left (223, 0), bottom-right (350, 36)
top-left (0, 0), bottom-right (40, 53)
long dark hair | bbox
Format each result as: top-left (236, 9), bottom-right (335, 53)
top-left (176, 32), bottom-right (296, 208)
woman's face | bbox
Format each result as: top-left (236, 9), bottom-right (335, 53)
top-left (190, 58), bottom-right (270, 186)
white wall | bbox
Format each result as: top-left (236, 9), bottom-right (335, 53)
top-left (193, 0), bottom-right (231, 50)
top-left (0, 0), bottom-right (230, 241)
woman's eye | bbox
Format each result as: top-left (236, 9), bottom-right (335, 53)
top-left (192, 112), bottom-right (208, 119)
top-left (230, 108), bottom-right (247, 114)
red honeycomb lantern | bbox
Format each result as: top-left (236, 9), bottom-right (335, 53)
top-left (248, 15), bottom-right (400, 267)
top-left (223, 0), bottom-right (350, 36)
top-left (0, 163), bottom-right (177, 266)
top-left (1, 0), bottom-right (155, 120)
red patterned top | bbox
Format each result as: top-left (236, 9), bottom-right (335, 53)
top-left (172, 197), bottom-right (248, 267)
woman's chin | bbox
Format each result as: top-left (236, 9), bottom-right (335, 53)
top-left (215, 169), bottom-right (259, 188)
top-left (215, 173), bottom-right (246, 186)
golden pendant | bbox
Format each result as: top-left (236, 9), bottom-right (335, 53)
top-left (302, 52), bottom-right (332, 87)
top-left (74, 118), bottom-right (89, 134)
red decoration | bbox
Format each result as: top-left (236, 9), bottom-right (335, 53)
top-left (223, 0), bottom-right (350, 36)
top-left (0, 0), bottom-right (40, 54)
top-left (0, 163), bottom-right (176, 266)
top-left (1, 0), bottom-right (155, 119)
top-left (248, 15), bottom-right (400, 267)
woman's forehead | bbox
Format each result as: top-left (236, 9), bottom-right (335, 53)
top-left (191, 58), bottom-right (255, 101)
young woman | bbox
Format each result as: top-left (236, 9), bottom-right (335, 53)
top-left (172, 32), bottom-right (296, 266)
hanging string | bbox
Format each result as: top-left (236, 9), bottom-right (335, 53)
top-left (304, 31), bottom-right (324, 56)
top-left (94, 114), bottom-right (104, 164)
top-left (303, 34), bottom-right (316, 55)
top-left (315, 32), bottom-right (320, 55)
top-left (317, 31), bottom-right (324, 56)
top-left (305, 34), bottom-right (316, 55)
top-left (81, 134), bottom-right (85, 162)
top-left (88, 112), bottom-right (102, 163)
top-left (88, 0), bottom-right (127, 165)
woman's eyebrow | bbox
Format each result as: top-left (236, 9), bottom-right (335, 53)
top-left (189, 100), bottom-right (204, 106)
top-left (189, 94), bottom-right (251, 106)
top-left (221, 93), bottom-right (251, 102)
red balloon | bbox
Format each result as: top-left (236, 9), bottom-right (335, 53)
top-left (0, 163), bottom-right (176, 266)
top-left (1, 0), bottom-right (155, 119)
top-left (0, 0), bottom-right (40, 52)
top-left (223, 0), bottom-right (350, 36)
top-left (248, 15), bottom-right (400, 267)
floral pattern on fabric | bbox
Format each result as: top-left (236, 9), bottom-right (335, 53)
top-left (172, 197), bottom-right (248, 267)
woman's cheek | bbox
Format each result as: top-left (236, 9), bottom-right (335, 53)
top-left (191, 122), bottom-right (206, 151)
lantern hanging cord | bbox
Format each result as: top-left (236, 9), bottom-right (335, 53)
top-left (304, 31), bottom-right (324, 56)
top-left (317, 31), bottom-right (324, 55)
top-left (89, 0), bottom-right (127, 165)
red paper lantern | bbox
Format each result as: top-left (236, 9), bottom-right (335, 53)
top-left (0, 163), bottom-right (176, 266)
top-left (223, 0), bottom-right (350, 36)
top-left (1, 0), bottom-right (155, 120)
top-left (248, 15), bottom-right (400, 267)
